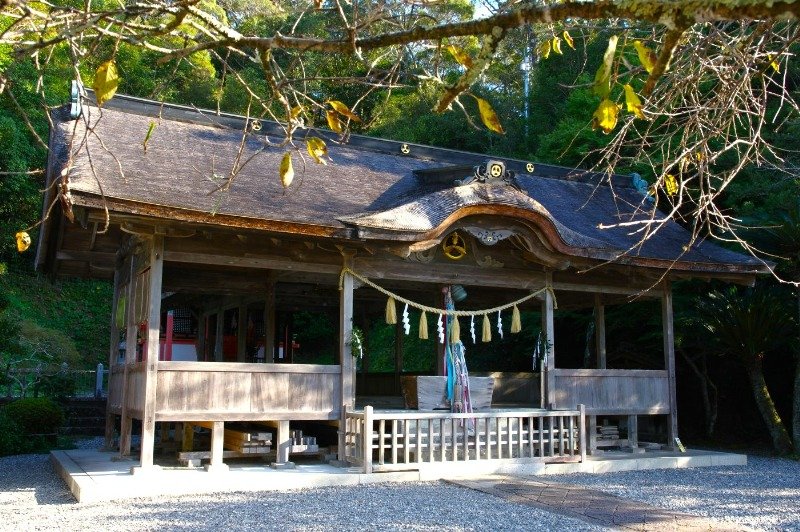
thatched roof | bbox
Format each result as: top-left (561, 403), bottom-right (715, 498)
top-left (39, 93), bottom-right (765, 277)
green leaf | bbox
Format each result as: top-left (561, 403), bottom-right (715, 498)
top-left (93, 60), bottom-right (119, 107)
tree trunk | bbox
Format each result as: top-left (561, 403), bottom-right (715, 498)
top-left (679, 349), bottom-right (717, 437)
top-left (747, 357), bottom-right (793, 454)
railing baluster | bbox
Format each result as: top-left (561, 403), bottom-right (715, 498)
top-left (506, 417), bottom-right (512, 459)
top-left (379, 419), bottom-right (385, 465)
top-left (403, 419), bottom-right (410, 465)
top-left (428, 418), bottom-right (435, 462)
top-left (528, 416), bottom-right (535, 458)
top-left (568, 414), bottom-right (575, 456)
top-left (538, 416), bottom-right (544, 458)
top-left (450, 417), bottom-right (457, 461)
top-left (475, 418), bottom-right (482, 460)
top-left (485, 417), bottom-right (492, 459)
top-left (462, 418), bottom-right (469, 461)
top-left (391, 419), bottom-right (398, 464)
top-left (517, 417), bottom-right (523, 458)
top-left (363, 406), bottom-right (373, 474)
top-left (559, 415), bottom-right (565, 457)
top-left (415, 418), bottom-right (422, 463)
top-left (440, 419), bottom-right (446, 462)
top-left (549, 416), bottom-right (555, 457)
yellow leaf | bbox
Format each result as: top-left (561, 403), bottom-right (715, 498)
top-left (664, 174), bottom-right (679, 196)
top-left (290, 105), bottom-right (304, 120)
top-left (552, 36), bottom-right (562, 55)
top-left (633, 40), bottom-right (657, 74)
top-left (327, 100), bottom-right (361, 122)
top-left (592, 99), bottom-right (620, 134)
top-left (538, 39), bottom-right (551, 60)
top-left (768, 53), bottom-right (781, 73)
top-left (474, 96), bottom-right (505, 135)
top-left (446, 45), bottom-right (474, 69)
top-left (93, 60), bottom-right (119, 107)
top-left (15, 231), bottom-right (31, 253)
top-left (593, 35), bottom-right (618, 99)
top-left (563, 30), bottom-right (575, 50)
top-left (623, 84), bottom-right (645, 119)
top-left (306, 137), bottom-right (328, 165)
top-left (326, 110), bottom-right (343, 133)
top-left (279, 151), bottom-right (294, 188)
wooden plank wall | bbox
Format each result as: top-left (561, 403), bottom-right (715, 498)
top-left (153, 362), bottom-right (342, 421)
top-left (550, 369), bottom-right (669, 415)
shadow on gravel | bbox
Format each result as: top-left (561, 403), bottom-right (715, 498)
top-left (0, 454), bottom-right (77, 506)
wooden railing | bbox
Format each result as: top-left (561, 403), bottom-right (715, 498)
top-left (344, 406), bottom-right (586, 473)
top-left (550, 369), bottom-right (669, 415)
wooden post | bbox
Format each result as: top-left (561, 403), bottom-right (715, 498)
top-left (628, 414), bottom-right (639, 450)
top-left (662, 281), bottom-right (679, 448)
top-left (237, 304), bottom-right (247, 362)
top-left (542, 272), bottom-right (555, 409)
top-left (214, 308), bottom-right (224, 362)
top-left (276, 420), bottom-right (291, 464)
top-left (394, 319), bottom-right (404, 392)
top-left (594, 294), bottom-right (606, 369)
top-left (104, 263), bottom-right (122, 450)
top-left (578, 404), bottom-right (587, 462)
top-left (137, 235), bottom-right (164, 471)
top-left (363, 405), bottom-right (373, 474)
top-left (205, 421), bottom-right (229, 473)
top-left (181, 422), bottom-right (194, 452)
top-left (264, 276), bottom-right (276, 362)
top-left (590, 293), bottom-right (605, 456)
top-left (119, 253), bottom-right (138, 457)
top-left (338, 252), bottom-right (355, 460)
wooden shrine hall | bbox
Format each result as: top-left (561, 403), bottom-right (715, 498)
top-left (35, 92), bottom-right (766, 474)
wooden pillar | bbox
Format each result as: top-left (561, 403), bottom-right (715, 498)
top-left (264, 277), bottom-right (276, 362)
top-left (590, 293), bottom-right (606, 455)
top-left (338, 252), bottom-right (355, 460)
top-left (542, 272), bottom-right (555, 409)
top-left (662, 281), bottom-right (679, 448)
top-left (181, 422), bottom-right (194, 452)
top-left (628, 414), bottom-right (639, 449)
top-left (214, 308), bottom-right (224, 362)
top-left (105, 263), bottom-right (122, 450)
top-left (237, 304), bottom-right (247, 362)
top-left (394, 319), bottom-right (404, 392)
top-left (137, 235), bottom-right (164, 471)
top-left (119, 252), bottom-right (138, 457)
top-left (594, 294), bottom-right (606, 369)
top-left (276, 420), bottom-right (291, 464)
top-left (205, 421), bottom-right (229, 473)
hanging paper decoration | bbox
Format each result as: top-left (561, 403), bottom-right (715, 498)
top-left (532, 331), bottom-right (541, 371)
top-left (482, 314), bottom-right (491, 343)
top-left (437, 313), bottom-right (445, 344)
top-left (450, 316), bottom-right (461, 344)
top-left (511, 304), bottom-right (521, 334)
top-left (497, 310), bottom-right (504, 339)
top-left (470, 315), bottom-right (476, 344)
top-left (385, 296), bottom-right (397, 324)
top-left (419, 310), bottom-right (429, 340)
top-left (402, 303), bottom-right (411, 335)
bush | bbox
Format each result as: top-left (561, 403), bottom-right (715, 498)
top-left (0, 410), bottom-right (27, 456)
top-left (3, 397), bottom-right (64, 435)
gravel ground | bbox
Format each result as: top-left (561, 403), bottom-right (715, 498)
top-left (545, 455), bottom-right (800, 531)
top-left (2, 440), bottom-right (797, 531)
top-left (0, 447), bottom-right (602, 532)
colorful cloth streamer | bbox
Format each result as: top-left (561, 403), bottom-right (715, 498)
top-left (445, 287), bottom-right (473, 419)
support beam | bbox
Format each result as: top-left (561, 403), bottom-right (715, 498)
top-left (137, 235), bottom-right (164, 471)
top-left (276, 420), bottom-right (291, 465)
top-left (264, 277), bottom-right (276, 363)
top-left (105, 264), bottom-right (122, 450)
top-left (662, 281), bottom-right (679, 448)
top-left (594, 294), bottom-right (606, 370)
top-left (542, 272), bottom-right (555, 409)
top-left (214, 309), bottom-right (224, 362)
top-left (338, 252), bottom-right (355, 461)
top-left (119, 253), bottom-right (138, 458)
top-left (237, 304), bottom-right (247, 362)
top-left (205, 421), bottom-right (229, 473)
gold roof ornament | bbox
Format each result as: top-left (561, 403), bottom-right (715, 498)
top-left (443, 232), bottom-right (467, 260)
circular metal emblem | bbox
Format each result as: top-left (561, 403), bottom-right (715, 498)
top-left (442, 232), bottom-right (468, 260)
top-left (400, 143), bottom-right (410, 154)
top-left (526, 162), bottom-right (534, 173)
top-left (251, 119), bottom-right (262, 132)
top-left (489, 163), bottom-right (504, 178)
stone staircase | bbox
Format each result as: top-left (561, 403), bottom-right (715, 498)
top-left (61, 398), bottom-right (107, 436)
